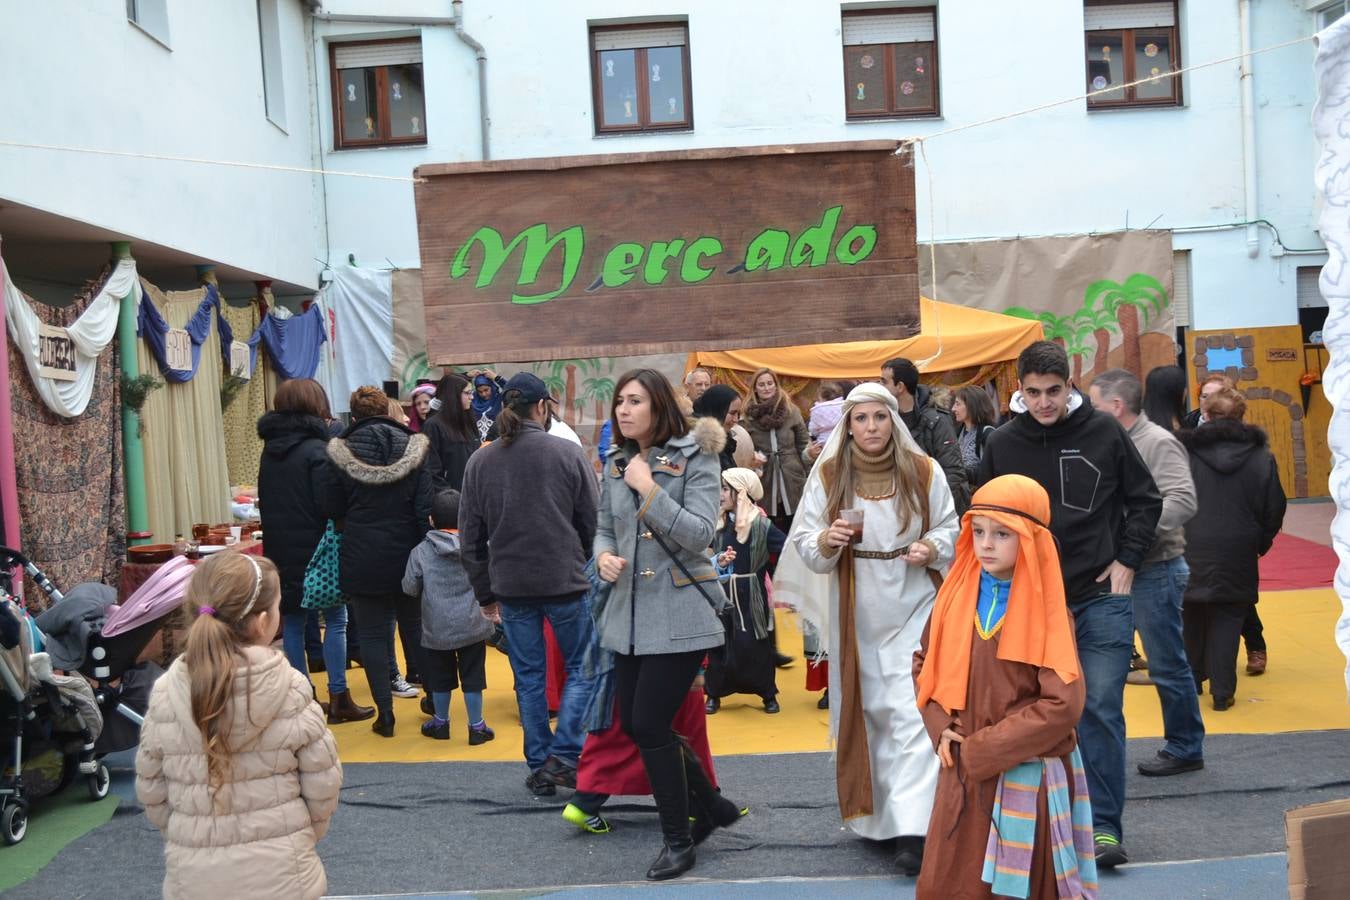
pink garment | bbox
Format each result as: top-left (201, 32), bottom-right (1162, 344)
top-left (103, 555), bottom-right (195, 637)
top-left (808, 397), bottom-right (845, 446)
top-left (406, 384), bottom-right (437, 433)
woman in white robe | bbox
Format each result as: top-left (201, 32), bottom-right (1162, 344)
top-left (789, 383), bottom-right (957, 875)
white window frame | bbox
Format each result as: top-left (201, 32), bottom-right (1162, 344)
top-left (127, 0), bottom-right (171, 49)
top-left (257, 0), bottom-right (286, 131)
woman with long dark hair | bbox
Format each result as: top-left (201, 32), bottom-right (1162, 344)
top-left (423, 372), bottom-right (480, 490)
top-left (951, 385), bottom-right (998, 489)
top-left (1143, 365), bottom-right (1189, 433)
top-left (594, 369), bottom-right (744, 880)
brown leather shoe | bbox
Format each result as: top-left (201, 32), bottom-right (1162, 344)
top-left (328, 690), bottom-right (376, 723)
top-left (1246, 650), bottom-right (1267, 676)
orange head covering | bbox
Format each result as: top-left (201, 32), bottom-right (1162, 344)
top-left (915, 474), bottom-right (1081, 715)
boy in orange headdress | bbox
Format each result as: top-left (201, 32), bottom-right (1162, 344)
top-left (912, 475), bottom-right (1096, 899)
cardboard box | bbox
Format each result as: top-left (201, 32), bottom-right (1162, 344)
top-left (1285, 796), bottom-right (1350, 899)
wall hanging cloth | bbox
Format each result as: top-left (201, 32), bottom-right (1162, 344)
top-left (249, 302), bottom-right (325, 381)
top-left (6, 266), bottom-right (125, 608)
top-left (317, 265), bottom-right (393, 414)
top-left (220, 299), bottom-right (269, 487)
top-left (3, 257), bottom-right (129, 418)
top-left (137, 282), bottom-right (231, 543)
top-left (138, 283), bottom-right (246, 383)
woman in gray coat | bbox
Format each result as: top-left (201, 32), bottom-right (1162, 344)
top-left (595, 369), bottom-right (745, 881)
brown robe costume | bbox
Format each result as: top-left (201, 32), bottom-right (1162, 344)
top-left (912, 619), bottom-right (1086, 899)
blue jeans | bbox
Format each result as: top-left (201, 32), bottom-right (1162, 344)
top-left (282, 606), bottom-right (348, 694)
top-left (1132, 558), bottom-right (1205, 761)
top-left (498, 599), bottom-right (596, 771)
top-left (1069, 592), bottom-right (1133, 841)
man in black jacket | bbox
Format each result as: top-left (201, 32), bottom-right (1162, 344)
top-left (978, 341), bottom-right (1161, 870)
top-left (881, 358), bottom-right (970, 511)
top-left (460, 372), bottom-right (599, 797)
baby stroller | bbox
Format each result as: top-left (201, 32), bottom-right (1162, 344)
top-left (0, 547), bottom-right (193, 845)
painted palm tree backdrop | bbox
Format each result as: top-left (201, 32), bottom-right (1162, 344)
top-left (1006, 273), bottom-right (1171, 385)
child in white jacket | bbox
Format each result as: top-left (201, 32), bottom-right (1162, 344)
top-left (136, 552), bottom-right (342, 900)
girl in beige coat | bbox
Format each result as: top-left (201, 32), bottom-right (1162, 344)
top-left (136, 552), bottom-right (343, 900)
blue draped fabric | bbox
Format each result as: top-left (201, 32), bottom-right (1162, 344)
top-left (248, 303), bottom-right (326, 380)
top-left (137, 284), bottom-right (224, 383)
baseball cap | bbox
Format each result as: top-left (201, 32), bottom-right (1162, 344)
top-left (502, 372), bottom-right (551, 403)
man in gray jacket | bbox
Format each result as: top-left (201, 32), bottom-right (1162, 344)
top-left (459, 373), bottom-right (599, 796)
top-left (1090, 369), bottom-right (1206, 776)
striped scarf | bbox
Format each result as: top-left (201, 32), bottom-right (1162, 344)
top-left (982, 746), bottom-right (1098, 899)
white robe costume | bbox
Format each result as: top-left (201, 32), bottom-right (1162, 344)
top-left (786, 384), bottom-right (958, 840)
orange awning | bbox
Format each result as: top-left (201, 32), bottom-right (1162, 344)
top-left (687, 298), bottom-right (1042, 379)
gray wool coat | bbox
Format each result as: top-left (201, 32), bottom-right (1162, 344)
top-left (594, 417), bottom-right (728, 656)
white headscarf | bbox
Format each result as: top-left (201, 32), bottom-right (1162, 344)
top-left (721, 467), bottom-right (763, 544)
top-left (809, 383), bottom-right (924, 477)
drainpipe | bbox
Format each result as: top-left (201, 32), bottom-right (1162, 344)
top-left (452, 0), bottom-right (490, 160)
top-left (1238, 0), bottom-right (1260, 258)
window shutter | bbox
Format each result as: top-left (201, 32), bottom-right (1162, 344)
top-left (1172, 250), bottom-right (1191, 327)
top-left (842, 12), bottom-right (935, 46)
top-left (1297, 265), bottom-right (1326, 308)
top-left (1084, 2), bottom-right (1176, 30)
top-left (334, 40), bottom-right (422, 70)
top-left (593, 25), bottom-right (687, 52)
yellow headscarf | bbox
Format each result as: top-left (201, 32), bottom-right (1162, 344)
top-left (721, 467), bottom-right (763, 544)
top-left (916, 474), bottom-right (1082, 715)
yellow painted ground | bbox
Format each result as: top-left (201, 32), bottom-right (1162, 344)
top-left (314, 589), bottom-right (1349, 764)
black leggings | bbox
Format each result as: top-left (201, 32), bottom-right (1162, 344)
top-left (350, 593), bottom-right (424, 715)
top-left (613, 650), bottom-right (705, 750)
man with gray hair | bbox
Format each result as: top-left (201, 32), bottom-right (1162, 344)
top-left (1089, 368), bottom-right (1206, 777)
top-left (683, 368), bottom-right (712, 403)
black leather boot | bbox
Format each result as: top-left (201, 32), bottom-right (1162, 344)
top-left (639, 742), bottom-right (696, 880)
top-left (677, 736), bottom-right (744, 843)
top-left (372, 708), bottom-right (395, 738)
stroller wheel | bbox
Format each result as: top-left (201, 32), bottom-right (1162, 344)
top-left (2, 802), bottom-right (28, 845)
top-left (87, 763), bottom-right (111, 801)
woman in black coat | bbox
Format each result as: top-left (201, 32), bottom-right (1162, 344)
top-left (422, 372), bottom-right (480, 489)
top-left (257, 379), bottom-right (373, 723)
top-left (325, 385), bottom-right (435, 737)
top-left (1177, 387), bottom-right (1286, 710)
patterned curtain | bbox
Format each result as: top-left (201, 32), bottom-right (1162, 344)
top-left (8, 268), bottom-right (125, 606)
top-left (220, 297), bottom-right (268, 488)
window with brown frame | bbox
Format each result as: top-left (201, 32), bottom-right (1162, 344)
top-left (330, 38), bottom-right (427, 149)
top-left (590, 23), bottom-right (692, 134)
top-left (1084, 1), bottom-right (1181, 109)
top-left (841, 9), bottom-right (939, 119)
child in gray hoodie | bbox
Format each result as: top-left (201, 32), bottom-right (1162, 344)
top-left (403, 489), bottom-right (497, 743)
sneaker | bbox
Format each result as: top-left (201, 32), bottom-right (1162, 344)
top-left (1125, 669), bottom-right (1154, 686)
top-left (391, 677), bottom-right (419, 699)
top-left (420, 717), bottom-right (450, 740)
top-left (468, 722), bottom-right (495, 746)
top-left (563, 803), bottom-right (612, 834)
top-left (1094, 834), bottom-right (1127, 869)
top-left (539, 755), bottom-right (578, 789)
top-left (1137, 750), bottom-right (1204, 777)
top-left (526, 770), bottom-right (557, 797)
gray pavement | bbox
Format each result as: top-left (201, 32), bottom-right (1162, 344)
top-left (6, 731), bottom-right (1345, 898)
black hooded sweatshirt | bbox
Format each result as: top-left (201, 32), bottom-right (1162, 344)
top-left (1177, 418), bottom-right (1286, 605)
top-left (978, 391), bottom-right (1162, 604)
top-left (257, 412), bottom-right (339, 615)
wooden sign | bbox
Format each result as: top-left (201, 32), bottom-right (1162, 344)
top-left (37, 323), bottom-right (77, 382)
top-left (1267, 348), bottom-right (1298, 362)
top-left (414, 141), bottom-right (919, 364)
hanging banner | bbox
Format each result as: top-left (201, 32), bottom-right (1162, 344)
top-left (164, 328), bottom-right (192, 371)
top-left (229, 340), bottom-right (251, 379)
top-left (414, 141), bottom-right (919, 363)
top-left (37, 323), bottom-right (77, 382)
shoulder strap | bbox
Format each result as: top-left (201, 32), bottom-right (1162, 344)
top-left (649, 529), bottom-right (725, 611)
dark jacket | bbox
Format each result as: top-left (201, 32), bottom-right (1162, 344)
top-left (459, 419), bottom-right (599, 606)
top-left (324, 417), bottom-right (434, 599)
top-left (1181, 408), bottom-right (1202, 430)
top-left (421, 417), bottom-right (477, 490)
top-left (257, 412), bottom-right (338, 615)
top-left (903, 384), bottom-right (971, 512)
top-left (402, 530), bottom-right (494, 651)
top-left (1177, 419), bottom-right (1286, 605)
top-left (979, 390), bottom-right (1162, 604)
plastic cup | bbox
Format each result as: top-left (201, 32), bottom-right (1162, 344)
top-left (840, 508), bottom-right (864, 544)
top-left (229, 525), bottom-right (242, 543)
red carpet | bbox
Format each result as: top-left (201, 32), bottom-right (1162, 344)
top-left (1259, 532), bottom-right (1339, 591)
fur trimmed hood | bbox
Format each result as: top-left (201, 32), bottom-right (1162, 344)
top-left (605, 416), bottom-right (727, 460)
top-left (327, 417), bottom-right (429, 486)
top-left (1178, 417), bottom-right (1268, 476)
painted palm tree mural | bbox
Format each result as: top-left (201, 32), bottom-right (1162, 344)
top-left (1005, 273), bottom-right (1170, 382)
